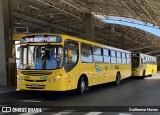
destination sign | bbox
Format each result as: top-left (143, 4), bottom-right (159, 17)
top-left (20, 35), bottom-right (62, 43)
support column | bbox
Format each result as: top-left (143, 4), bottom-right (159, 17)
top-left (84, 13), bottom-right (95, 41)
top-left (157, 59), bottom-right (160, 71)
top-left (0, 0), bottom-right (16, 86)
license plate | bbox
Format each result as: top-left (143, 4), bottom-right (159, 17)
top-left (31, 84), bottom-right (39, 88)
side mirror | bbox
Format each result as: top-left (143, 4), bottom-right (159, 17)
top-left (12, 45), bottom-right (20, 60)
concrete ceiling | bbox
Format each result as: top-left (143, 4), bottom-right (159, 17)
top-left (12, 0), bottom-right (160, 58)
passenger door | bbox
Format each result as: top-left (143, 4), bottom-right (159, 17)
top-left (64, 40), bottom-right (79, 90)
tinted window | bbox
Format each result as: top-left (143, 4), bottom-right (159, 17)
top-left (93, 46), bottom-right (101, 55)
top-left (103, 49), bottom-right (110, 63)
top-left (122, 52), bottom-right (126, 64)
top-left (103, 49), bottom-right (109, 56)
top-left (104, 56), bottom-right (110, 63)
top-left (81, 44), bottom-right (92, 63)
top-left (126, 53), bottom-right (130, 58)
top-left (126, 53), bottom-right (131, 64)
top-left (65, 49), bottom-right (78, 64)
top-left (111, 50), bottom-right (116, 57)
top-left (111, 50), bottom-right (116, 63)
top-left (122, 53), bottom-right (126, 58)
top-left (64, 40), bottom-right (79, 72)
top-left (117, 52), bottom-right (122, 64)
top-left (93, 46), bottom-right (103, 63)
top-left (132, 57), bottom-right (139, 68)
top-left (117, 52), bottom-right (121, 58)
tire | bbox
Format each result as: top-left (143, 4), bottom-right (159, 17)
top-left (150, 70), bottom-right (154, 77)
top-left (78, 77), bottom-right (86, 95)
top-left (115, 73), bottom-right (121, 85)
top-left (141, 70), bottom-right (145, 79)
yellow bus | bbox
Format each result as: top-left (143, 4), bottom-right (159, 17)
top-left (131, 53), bottom-right (157, 78)
top-left (13, 33), bottom-right (131, 94)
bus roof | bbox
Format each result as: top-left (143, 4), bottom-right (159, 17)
top-left (132, 52), bottom-right (156, 59)
top-left (63, 34), bottom-right (130, 54)
top-left (140, 53), bottom-right (157, 59)
top-left (14, 33), bottom-right (131, 54)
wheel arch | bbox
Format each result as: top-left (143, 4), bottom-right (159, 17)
top-left (117, 71), bottom-right (121, 79)
top-left (77, 74), bottom-right (88, 88)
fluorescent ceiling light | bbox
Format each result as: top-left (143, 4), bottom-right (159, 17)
top-left (16, 22), bottom-right (21, 25)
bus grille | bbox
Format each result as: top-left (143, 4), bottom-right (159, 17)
top-left (25, 84), bottom-right (45, 89)
top-left (24, 79), bottom-right (47, 82)
top-left (21, 71), bottom-right (52, 76)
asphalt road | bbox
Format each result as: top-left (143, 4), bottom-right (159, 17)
top-left (0, 73), bottom-right (160, 115)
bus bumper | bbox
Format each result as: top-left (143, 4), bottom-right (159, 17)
top-left (17, 78), bottom-right (67, 91)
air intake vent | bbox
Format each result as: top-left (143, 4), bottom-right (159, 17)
top-left (26, 84), bottom-right (45, 89)
top-left (24, 79), bottom-right (47, 82)
top-left (21, 71), bottom-right (52, 76)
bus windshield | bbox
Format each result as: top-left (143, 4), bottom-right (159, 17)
top-left (18, 45), bottom-right (63, 70)
top-left (131, 57), bottom-right (139, 68)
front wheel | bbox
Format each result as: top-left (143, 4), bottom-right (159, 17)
top-left (140, 70), bottom-right (145, 79)
top-left (78, 77), bottom-right (86, 95)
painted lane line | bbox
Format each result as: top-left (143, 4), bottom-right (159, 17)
top-left (0, 112), bottom-right (6, 115)
top-left (85, 112), bottom-right (102, 115)
top-left (53, 110), bottom-right (76, 115)
top-left (118, 113), bottom-right (132, 115)
top-left (19, 100), bottom-right (42, 103)
top-left (19, 108), bottom-right (49, 115)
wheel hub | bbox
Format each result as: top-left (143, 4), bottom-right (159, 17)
top-left (81, 81), bottom-right (85, 90)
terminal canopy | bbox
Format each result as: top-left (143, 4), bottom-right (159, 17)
top-left (12, 0), bottom-right (160, 58)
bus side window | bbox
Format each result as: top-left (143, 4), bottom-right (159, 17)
top-left (65, 49), bottom-right (78, 64)
top-left (126, 53), bottom-right (131, 64)
top-left (122, 52), bottom-right (126, 64)
top-left (103, 48), bottom-right (110, 63)
top-left (141, 58), bottom-right (143, 66)
top-left (144, 57), bottom-right (146, 64)
top-left (111, 50), bottom-right (116, 63)
top-left (93, 46), bottom-right (103, 63)
top-left (117, 51), bottom-right (122, 64)
top-left (81, 44), bottom-right (93, 63)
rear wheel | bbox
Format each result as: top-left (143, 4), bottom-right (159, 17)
top-left (115, 73), bottom-right (121, 85)
top-left (150, 70), bottom-right (154, 77)
top-left (78, 77), bottom-right (87, 95)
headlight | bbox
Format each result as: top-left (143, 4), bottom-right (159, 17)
top-left (17, 77), bottom-right (24, 82)
top-left (17, 77), bottom-right (20, 81)
top-left (48, 78), bottom-right (56, 83)
top-left (48, 80), bottom-right (51, 83)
